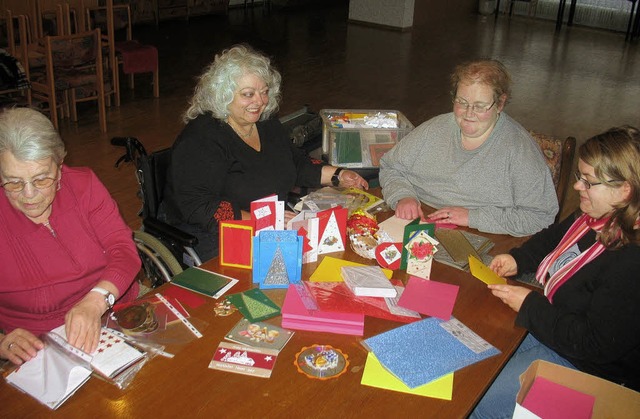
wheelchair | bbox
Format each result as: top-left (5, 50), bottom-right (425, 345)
top-left (112, 137), bottom-right (202, 288)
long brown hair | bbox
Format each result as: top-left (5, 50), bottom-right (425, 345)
top-left (579, 125), bottom-right (640, 247)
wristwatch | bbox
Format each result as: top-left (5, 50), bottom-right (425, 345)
top-left (331, 168), bottom-right (343, 187)
top-left (91, 287), bottom-right (115, 310)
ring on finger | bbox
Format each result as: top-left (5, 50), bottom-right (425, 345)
top-left (8, 342), bottom-right (15, 350)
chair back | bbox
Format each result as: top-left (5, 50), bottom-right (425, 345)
top-left (47, 29), bottom-right (100, 68)
top-left (530, 132), bottom-right (576, 222)
top-left (139, 147), bottom-right (172, 219)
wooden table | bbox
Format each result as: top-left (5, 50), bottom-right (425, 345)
top-left (1, 210), bottom-right (529, 419)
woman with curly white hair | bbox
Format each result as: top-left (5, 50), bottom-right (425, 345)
top-left (161, 44), bottom-right (367, 261)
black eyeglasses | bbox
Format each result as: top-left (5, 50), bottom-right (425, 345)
top-left (453, 97), bottom-right (496, 113)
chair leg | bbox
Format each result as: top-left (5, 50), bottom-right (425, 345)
top-left (153, 69), bottom-right (159, 98)
top-left (70, 89), bottom-right (78, 122)
top-left (98, 93), bottom-right (107, 133)
top-left (114, 63), bottom-right (121, 106)
top-left (129, 73), bottom-right (135, 90)
top-left (48, 87), bottom-right (59, 131)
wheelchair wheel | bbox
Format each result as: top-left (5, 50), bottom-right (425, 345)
top-left (134, 230), bottom-right (183, 288)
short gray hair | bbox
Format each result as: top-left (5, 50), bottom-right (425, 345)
top-left (0, 107), bottom-right (67, 164)
top-left (183, 44), bottom-right (282, 122)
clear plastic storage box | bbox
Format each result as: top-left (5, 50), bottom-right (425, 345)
top-left (320, 109), bottom-right (414, 169)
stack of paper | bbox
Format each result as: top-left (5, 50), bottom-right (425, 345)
top-left (281, 284), bottom-right (365, 336)
top-left (363, 317), bottom-right (500, 389)
top-left (340, 265), bottom-right (397, 298)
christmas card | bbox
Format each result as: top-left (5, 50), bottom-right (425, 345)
top-left (226, 288), bottom-right (281, 322)
top-left (316, 206), bottom-right (348, 255)
top-left (400, 218), bottom-right (435, 270)
top-left (219, 219), bottom-right (255, 269)
top-left (287, 210), bottom-right (320, 263)
top-left (208, 341), bottom-right (279, 378)
top-left (252, 230), bottom-right (303, 289)
top-left (251, 194), bottom-right (285, 233)
top-left (224, 318), bottom-right (294, 352)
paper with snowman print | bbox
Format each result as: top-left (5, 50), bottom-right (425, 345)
top-left (404, 230), bottom-right (439, 279)
top-left (316, 206), bottom-right (348, 255)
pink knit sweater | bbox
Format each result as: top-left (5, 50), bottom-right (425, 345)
top-left (0, 165), bottom-right (140, 335)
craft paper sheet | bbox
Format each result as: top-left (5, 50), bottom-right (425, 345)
top-left (361, 352), bottom-right (453, 400)
top-left (468, 255), bottom-right (507, 285)
top-left (309, 256), bottom-right (392, 282)
top-left (398, 276), bottom-right (458, 320)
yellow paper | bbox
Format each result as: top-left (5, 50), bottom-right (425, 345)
top-left (468, 255), bottom-right (507, 285)
top-left (309, 256), bottom-right (392, 282)
top-left (361, 352), bottom-right (453, 400)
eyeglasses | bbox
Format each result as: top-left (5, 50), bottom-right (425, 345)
top-left (1, 176), bottom-right (58, 193)
top-left (573, 171), bottom-right (620, 189)
top-left (453, 97), bottom-right (496, 113)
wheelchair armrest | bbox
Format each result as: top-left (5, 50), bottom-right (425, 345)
top-left (142, 217), bottom-right (199, 248)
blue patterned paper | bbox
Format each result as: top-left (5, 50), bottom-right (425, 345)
top-left (364, 317), bottom-right (500, 388)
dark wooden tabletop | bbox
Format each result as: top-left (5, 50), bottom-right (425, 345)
top-left (1, 204), bottom-right (530, 419)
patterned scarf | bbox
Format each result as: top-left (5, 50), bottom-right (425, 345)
top-left (535, 214), bottom-right (609, 302)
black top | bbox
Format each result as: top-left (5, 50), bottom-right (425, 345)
top-left (163, 114), bottom-right (323, 234)
top-left (511, 214), bottom-right (640, 390)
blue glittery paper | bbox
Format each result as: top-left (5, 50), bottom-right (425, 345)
top-left (363, 317), bottom-right (500, 388)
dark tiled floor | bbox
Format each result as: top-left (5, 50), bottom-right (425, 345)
top-left (58, 1), bottom-right (640, 228)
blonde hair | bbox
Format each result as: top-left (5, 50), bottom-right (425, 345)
top-left (183, 44), bottom-right (282, 122)
top-left (450, 59), bottom-right (512, 105)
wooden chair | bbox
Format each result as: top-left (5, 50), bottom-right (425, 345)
top-left (530, 132), bottom-right (576, 223)
top-left (85, 0), bottom-right (159, 106)
top-left (30, 28), bottom-right (106, 132)
top-left (1, 11), bottom-right (32, 105)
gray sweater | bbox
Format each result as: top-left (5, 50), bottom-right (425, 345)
top-left (379, 112), bottom-right (558, 236)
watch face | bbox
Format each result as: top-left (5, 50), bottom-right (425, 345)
top-left (106, 293), bottom-right (116, 307)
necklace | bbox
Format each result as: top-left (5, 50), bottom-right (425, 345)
top-left (228, 120), bottom-right (255, 138)
top-left (43, 220), bottom-right (57, 237)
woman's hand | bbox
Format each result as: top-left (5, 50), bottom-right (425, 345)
top-left (339, 169), bottom-right (369, 190)
top-left (284, 210), bottom-right (297, 225)
top-left (489, 254), bottom-right (518, 277)
top-left (395, 197), bottom-right (424, 220)
top-left (488, 284), bottom-right (532, 313)
top-left (64, 291), bottom-right (109, 354)
top-left (427, 206), bottom-right (469, 227)
top-left (0, 329), bottom-right (44, 365)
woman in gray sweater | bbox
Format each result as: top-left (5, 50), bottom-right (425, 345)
top-left (379, 59), bottom-right (557, 236)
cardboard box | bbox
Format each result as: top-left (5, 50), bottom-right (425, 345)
top-left (320, 109), bottom-right (414, 169)
top-left (514, 360), bottom-right (640, 418)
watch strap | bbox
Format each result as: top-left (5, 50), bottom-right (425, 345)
top-left (91, 287), bottom-right (115, 309)
top-left (331, 167), bottom-right (343, 186)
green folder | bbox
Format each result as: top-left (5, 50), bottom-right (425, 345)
top-left (335, 131), bottom-right (363, 164)
top-left (171, 267), bottom-right (237, 298)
